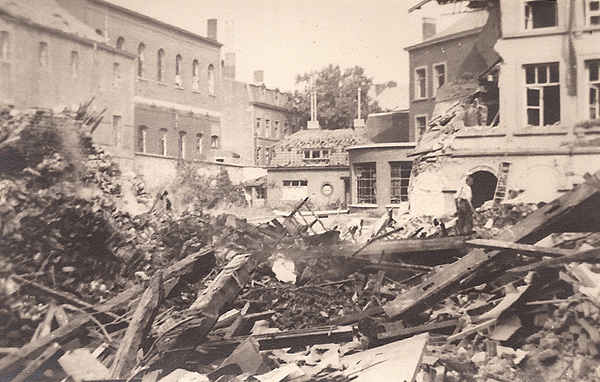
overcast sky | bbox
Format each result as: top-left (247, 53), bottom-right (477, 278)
top-left (106, 0), bottom-right (468, 91)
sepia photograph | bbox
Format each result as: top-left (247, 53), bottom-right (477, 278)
top-left (1, 0), bottom-right (600, 381)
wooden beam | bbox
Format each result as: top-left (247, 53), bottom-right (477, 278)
top-left (378, 319), bottom-right (459, 341)
top-left (109, 273), bottom-right (163, 379)
top-left (467, 239), bottom-right (578, 258)
top-left (11, 343), bottom-right (62, 382)
top-left (382, 171), bottom-right (600, 321)
top-left (508, 248), bottom-right (600, 273)
top-left (447, 319), bottom-right (497, 343)
top-left (357, 236), bottom-right (467, 257)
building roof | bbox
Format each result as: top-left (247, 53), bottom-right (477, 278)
top-left (272, 128), bottom-right (372, 151)
top-left (0, 0), bottom-right (105, 43)
top-left (405, 10), bottom-right (488, 51)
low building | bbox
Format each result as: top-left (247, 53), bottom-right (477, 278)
top-left (266, 126), bottom-right (371, 210)
top-left (364, 110), bottom-right (410, 143)
top-left (347, 142), bottom-right (416, 214)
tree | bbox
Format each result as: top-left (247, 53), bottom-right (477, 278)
top-left (287, 65), bottom-right (381, 130)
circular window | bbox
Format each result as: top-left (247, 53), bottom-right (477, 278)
top-left (321, 183), bottom-right (333, 196)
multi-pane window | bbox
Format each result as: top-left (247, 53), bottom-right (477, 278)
top-left (433, 63), bottom-right (446, 95)
top-left (137, 43), bottom-right (145, 77)
top-left (0, 31), bottom-right (9, 60)
top-left (208, 64), bottom-right (215, 94)
top-left (525, 62), bottom-right (560, 126)
top-left (157, 49), bottom-right (164, 82)
top-left (390, 162), bottom-right (412, 204)
top-left (256, 187), bottom-right (266, 200)
top-left (303, 149), bottom-right (329, 160)
top-left (70, 51), bottom-right (78, 80)
top-left (137, 126), bottom-right (147, 153)
top-left (196, 133), bottom-right (203, 156)
top-left (524, 0), bottom-right (557, 29)
top-left (112, 116), bottom-right (121, 148)
top-left (175, 54), bottom-right (182, 87)
top-left (355, 163), bottom-right (376, 204)
top-left (282, 180), bottom-right (308, 200)
top-left (588, 0), bottom-right (600, 25)
top-left (415, 67), bottom-right (427, 99)
top-left (416, 115), bottom-right (427, 139)
top-left (178, 131), bottom-right (186, 159)
top-left (192, 60), bottom-right (200, 91)
top-left (587, 60), bottom-right (600, 119)
top-left (159, 128), bottom-right (168, 156)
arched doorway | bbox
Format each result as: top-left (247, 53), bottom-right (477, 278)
top-left (470, 170), bottom-right (497, 208)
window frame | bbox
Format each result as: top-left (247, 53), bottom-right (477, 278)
top-left (196, 133), bottom-right (203, 156)
top-left (211, 135), bottom-right (219, 149)
top-left (355, 163), bottom-right (377, 205)
top-left (524, 0), bottom-right (558, 30)
top-left (432, 62), bottom-right (446, 97)
top-left (523, 62), bottom-right (560, 127)
top-left (175, 54), bottom-right (183, 87)
top-left (587, 0), bottom-right (600, 26)
top-left (159, 128), bottom-right (168, 156)
top-left (587, 60), bottom-right (600, 120)
top-left (137, 43), bottom-right (145, 78)
top-left (208, 64), bottom-right (215, 94)
top-left (415, 114), bottom-right (428, 140)
top-left (414, 65), bottom-right (428, 100)
top-left (178, 131), bottom-right (187, 159)
top-left (137, 125), bottom-right (148, 153)
top-left (389, 161), bottom-right (412, 204)
top-left (157, 49), bottom-right (165, 82)
top-left (192, 59), bottom-right (200, 91)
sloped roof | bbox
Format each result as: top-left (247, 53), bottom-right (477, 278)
top-left (406, 10), bottom-right (488, 50)
top-left (272, 128), bottom-right (372, 150)
top-left (0, 0), bottom-right (105, 43)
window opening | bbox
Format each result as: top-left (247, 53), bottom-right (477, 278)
top-left (524, 62), bottom-right (560, 126)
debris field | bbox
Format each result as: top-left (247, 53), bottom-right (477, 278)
top-left (2, 107), bottom-right (600, 382)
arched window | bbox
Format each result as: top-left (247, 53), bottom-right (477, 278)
top-left (116, 36), bottom-right (125, 50)
top-left (196, 133), bottom-right (203, 156)
top-left (137, 43), bottom-right (145, 77)
top-left (175, 54), bottom-right (182, 87)
top-left (137, 125), bottom-right (147, 153)
top-left (159, 128), bottom-right (168, 156)
top-left (0, 31), bottom-right (10, 60)
top-left (112, 62), bottom-right (121, 88)
top-left (70, 51), bottom-right (79, 79)
top-left (208, 64), bottom-right (215, 94)
top-left (178, 131), bottom-right (187, 159)
top-left (192, 60), bottom-right (199, 91)
top-left (211, 134), bottom-right (219, 149)
top-left (157, 49), bottom-right (165, 82)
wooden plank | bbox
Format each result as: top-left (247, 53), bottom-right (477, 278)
top-left (150, 253), bottom-right (256, 374)
top-left (0, 315), bottom-right (89, 376)
top-left (357, 236), bottom-right (467, 257)
top-left (508, 248), bottom-right (600, 273)
top-left (467, 239), bottom-right (578, 258)
top-left (11, 342), bottom-right (62, 382)
top-left (382, 171), bottom-right (600, 321)
top-left (54, 305), bottom-right (69, 327)
top-left (31, 301), bottom-right (57, 343)
top-left (378, 319), bottom-right (459, 341)
top-left (447, 319), bottom-right (497, 343)
top-left (109, 273), bottom-right (163, 379)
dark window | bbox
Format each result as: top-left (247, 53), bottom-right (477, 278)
top-left (434, 64), bottom-right (446, 92)
top-left (211, 135), bottom-right (219, 149)
top-left (116, 36), bottom-right (125, 50)
top-left (416, 116), bottom-right (427, 139)
top-left (192, 60), bottom-right (199, 91)
top-left (159, 128), bottom-right (167, 156)
top-left (175, 54), bottom-right (182, 86)
top-left (587, 60), bottom-right (600, 119)
top-left (178, 131), bottom-right (186, 159)
top-left (208, 64), bottom-right (215, 94)
top-left (137, 43), bottom-right (145, 77)
top-left (524, 63), bottom-right (560, 126)
top-left (157, 49), bottom-right (164, 82)
top-left (196, 133), bottom-right (203, 156)
top-left (525, 0), bottom-right (557, 29)
top-left (137, 126), bottom-right (147, 153)
top-left (415, 68), bottom-right (426, 99)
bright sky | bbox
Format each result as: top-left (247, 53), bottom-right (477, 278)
top-left (106, 0), bottom-right (468, 91)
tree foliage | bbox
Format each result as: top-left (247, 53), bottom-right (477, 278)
top-left (287, 65), bottom-right (381, 130)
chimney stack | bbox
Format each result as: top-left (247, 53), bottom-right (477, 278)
top-left (207, 19), bottom-right (218, 40)
top-left (253, 70), bottom-right (264, 85)
top-left (223, 53), bottom-right (236, 78)
top-left (422, 17), bottom-right (436, 40)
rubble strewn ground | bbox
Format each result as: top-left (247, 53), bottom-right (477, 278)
top-left (2, 106), bottom-right (600, 382)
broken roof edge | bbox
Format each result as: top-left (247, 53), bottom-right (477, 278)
top-left (347, 142), bottom-right (416, 150)
top-left (0, 9), bottom-right (136, 60)
top-left (405, 26), bottom-right (484, 51)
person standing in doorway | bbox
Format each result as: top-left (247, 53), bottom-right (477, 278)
top-left (455, 175), bottom-right (475, 235)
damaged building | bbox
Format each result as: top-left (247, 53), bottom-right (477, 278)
top-left (408, 0), bottom-right (600, 217)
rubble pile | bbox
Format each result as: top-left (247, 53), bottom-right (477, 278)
top-left (3, 106), bottom-right (600, 382)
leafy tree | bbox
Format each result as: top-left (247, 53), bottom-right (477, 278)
top-left (287, 65), bottom-right (381, 130)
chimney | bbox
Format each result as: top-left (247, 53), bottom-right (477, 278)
top-left (207, 19), bottom-right (218, 40)
top-left (253, 70), bottom-right (264, 85)
top-left (223, 53), bottom-right (236, 78)
top-left (422, 17), bottom-right (436, 40)
top-left (353, 118), bottom-right (365, 136)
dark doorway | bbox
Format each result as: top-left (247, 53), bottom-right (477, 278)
top-left (470, 170), bottom-right (497, 208)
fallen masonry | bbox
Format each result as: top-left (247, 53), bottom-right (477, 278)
top-left (3, 106), bottom-right (600, 381)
